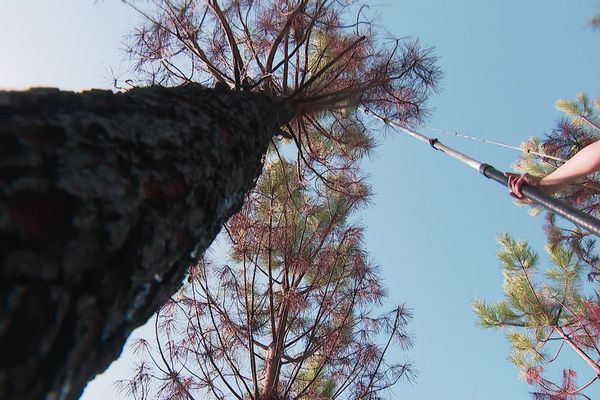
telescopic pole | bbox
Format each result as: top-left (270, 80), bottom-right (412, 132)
top-left (361, 109), bottom-right (600, 237)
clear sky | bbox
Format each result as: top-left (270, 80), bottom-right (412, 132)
top-left (2, 1), bottom-right (600, 399)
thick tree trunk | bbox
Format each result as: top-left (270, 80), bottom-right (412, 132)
top-left (0, 84), bottom-right (285, 400)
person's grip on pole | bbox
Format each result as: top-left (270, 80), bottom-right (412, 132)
top-left (505, 140), bottom-right (600, 204)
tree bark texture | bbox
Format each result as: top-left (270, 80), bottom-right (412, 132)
top-left (0, 84), bottom-right (282, 400)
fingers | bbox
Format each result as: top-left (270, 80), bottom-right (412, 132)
top-left (505, 173), bottom-right (515, 196)
top-left (504, 172), bottom-right (522, 198)
top-left (504, 172), bottom-right (533, 204)
top-left (514, 174), bottom-right (528, 198)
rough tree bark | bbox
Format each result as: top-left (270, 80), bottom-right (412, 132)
top-left (0, 84), bottom-right (288, 400)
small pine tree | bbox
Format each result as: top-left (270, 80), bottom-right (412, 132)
top-left (117, 156), bottom-right (415, 400)
top-left (474, 233), bottom-right (600, 399)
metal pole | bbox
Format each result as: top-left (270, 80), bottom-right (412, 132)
top-left (361, 108), bottom-right (600, 237)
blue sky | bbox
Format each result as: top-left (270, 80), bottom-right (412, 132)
top-left (2, 1), bottom-right (600, 399)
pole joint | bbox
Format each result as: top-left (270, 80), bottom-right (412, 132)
top-left (428, 137), bottom-right (439, 149)
top-left (479, 163), bottom-right (491, 177)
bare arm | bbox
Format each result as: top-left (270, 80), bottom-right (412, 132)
top-left (539, 140), bottom-right (600, 190)
top-left (505, 140), bottom-right (600, 201)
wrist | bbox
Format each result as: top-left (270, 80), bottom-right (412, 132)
top-left (538, 177), bottom-right (562, 194)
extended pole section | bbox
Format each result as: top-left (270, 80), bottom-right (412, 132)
top-left (361, 109), bottom-right (600, 237)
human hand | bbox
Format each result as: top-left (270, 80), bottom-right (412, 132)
top-left (504, 172), bottom-right (542, 204)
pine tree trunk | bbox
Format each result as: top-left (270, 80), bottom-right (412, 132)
top-left (261, 300), bottom-right (289, 400)
top-left (261, 343), bottom-right (280, 400)
top-left (0, 84), bottom-right (286, 400)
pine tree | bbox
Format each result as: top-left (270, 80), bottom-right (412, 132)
top-left (113, 4), bottom-right (432, 392)
top-left (122, 0), bottom-right (440, 190)
top-left (1, 1), bottom-right (439, 399)
top-left (118, 124), bottom-right (414, 400)
top-left (473, 234), bottom-right (600, 399)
